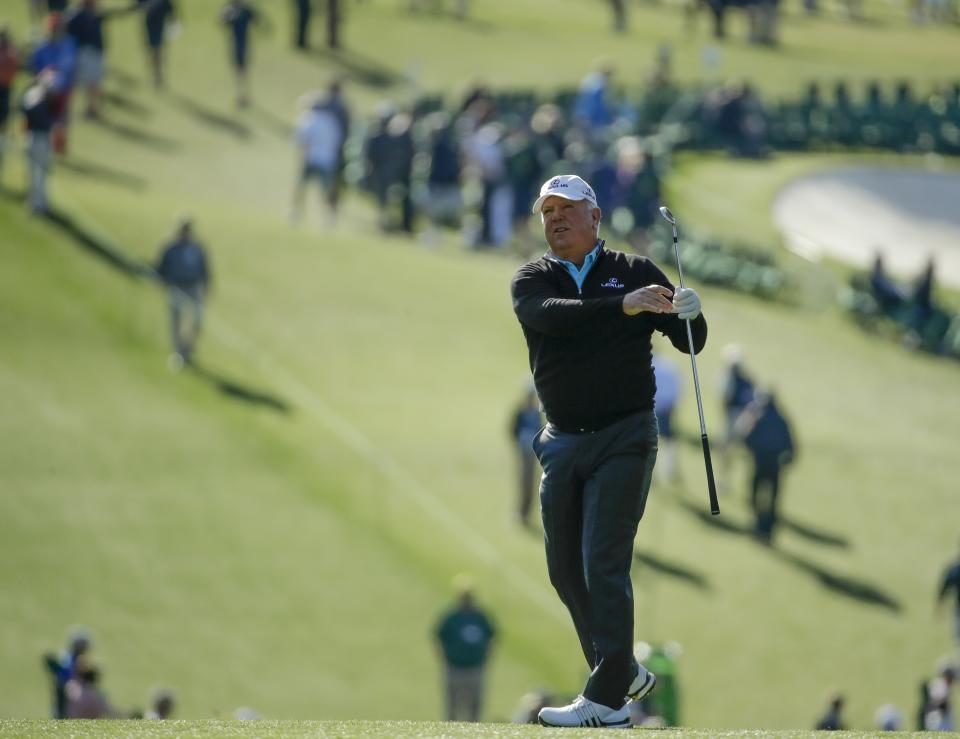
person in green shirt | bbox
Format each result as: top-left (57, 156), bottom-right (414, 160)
top-left (434, 582), bottom-right (497, 722)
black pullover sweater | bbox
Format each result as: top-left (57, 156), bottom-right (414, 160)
top-left (511, 243), bottom-right (708, 433)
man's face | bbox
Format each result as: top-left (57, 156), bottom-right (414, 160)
top-left (540, 196), bottom-right (600, 255)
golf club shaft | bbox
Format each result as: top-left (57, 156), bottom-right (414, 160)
top-left (671, 224), bottom-right (720, 516)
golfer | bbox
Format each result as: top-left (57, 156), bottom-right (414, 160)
top-left (510, 175), bottom-right (707, 729)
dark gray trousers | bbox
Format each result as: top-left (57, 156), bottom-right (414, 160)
top-left (533, 410), bottom-right (658, 709)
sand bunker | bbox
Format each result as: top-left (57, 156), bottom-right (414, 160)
top-left (772, 167), bottom-right (960, 289)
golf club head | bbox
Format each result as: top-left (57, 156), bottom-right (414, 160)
top-left (659, 206), bottom-right (676, 225)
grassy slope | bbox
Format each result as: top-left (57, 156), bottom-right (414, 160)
top-left (2, 0), bottom-right (959, 731)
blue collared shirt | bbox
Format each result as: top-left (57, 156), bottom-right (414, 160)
top-left (546, 240), bottom-right (604, 293)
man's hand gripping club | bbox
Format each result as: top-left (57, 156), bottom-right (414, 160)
top-left (622, 285), bottom-right (702, 320)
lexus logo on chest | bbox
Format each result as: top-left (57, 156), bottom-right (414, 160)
top-left (601, 277), bottom-right (625, 289)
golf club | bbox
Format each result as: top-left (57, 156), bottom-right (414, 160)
top-left (659, 206), bottom-right (720, 516)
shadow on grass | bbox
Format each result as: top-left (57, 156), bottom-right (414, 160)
top-left (27, 203), bottom-right (294, 417)
top-left (250, 103), bottom-right (295, 140)
top-left (93, 115), bottom-right (180, 152)
top-left (188, 362), bottom-right (292, 414)
top-left (102, 90), bottom-right (152, 118)
top-left (307, 47), bottom-right (403, 88)
top-left (780, 516), bottom-right (850, 549)
top-left (171, 93), bottom-right (252, 139)
top-left (634, 549), bottom-right (711, 591)
top-left (59, 156), bottom-right (148, 191)
top-left (676, 498), bottom-right (899, 612)
top-left (110, 67), bottom-right (141, 90)
top-left (677, 498), bottom-right (754, 536)
top-left (44, 206), bottom-right (151, 280)
top-left (772, 549), bottom-right (901, 612)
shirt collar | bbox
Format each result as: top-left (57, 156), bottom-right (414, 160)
top-left (545, 239), bottom-right (604, 269)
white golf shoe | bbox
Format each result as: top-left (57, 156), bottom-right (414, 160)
top-left (627, 666), bottom-right (657, 701)
top-left (537, 695), bottom-right (632, 729)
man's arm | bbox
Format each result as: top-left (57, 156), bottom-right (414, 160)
top-left (511, 265), bottom-right (626, 338)
top-left (641, 261), bottom-right (708, 354)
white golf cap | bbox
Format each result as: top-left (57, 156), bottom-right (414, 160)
top-left (531, 174), bottom-right (598, 214)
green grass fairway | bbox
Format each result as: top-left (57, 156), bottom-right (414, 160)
top-left (2, 0), bottom-right (959, 732)
top-left (0, 721), bottom-right (934, 738)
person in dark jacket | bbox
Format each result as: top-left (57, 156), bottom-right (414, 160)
top-left (291, 0), bottom-right (312, 49)
top-left (21, 69), bottom-right (56, 214)
top-left (434, 579), bottom-right (496, 722)
top-left (155, 216), bottom-right (210, 366)
top-left (734, 389), bottom-right (795, 543)
top-left (936, 541), bottom-right (960, 651)
top-left (136, 0), bottom-right (176, 89)
top-left (815, 693), bottom-right (846, 730)
top-left (509, 384), bottom-right (543, 528)
top-left (511, 174), bottom-right (706, 729)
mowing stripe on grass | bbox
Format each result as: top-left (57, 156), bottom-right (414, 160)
top-left (52, 198), bottom-right (568, 625)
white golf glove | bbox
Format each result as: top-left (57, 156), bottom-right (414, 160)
top-left (672, 287), bottom-right (702, 320)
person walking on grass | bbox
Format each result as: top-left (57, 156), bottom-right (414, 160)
top-left (220, 0), bottom-right (268, 109)
top-left (155, 216), bottom-right (211, 367)
top-left (734, 388), bottom-right (795, 544)
top-left (291, 86), bottom-right (346, 224)
top-left (510, 174), bottom-right (707, 728)
top-left (135, 0), bottom-right (177, 89)
top-left (65, 0), bottom-right (135, 119)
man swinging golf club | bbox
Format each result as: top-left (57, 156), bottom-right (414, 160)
top-left (511, 175), bottom-right (707, 729)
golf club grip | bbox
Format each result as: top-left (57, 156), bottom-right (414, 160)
top-left (701, 434), bottom-right (720, 515)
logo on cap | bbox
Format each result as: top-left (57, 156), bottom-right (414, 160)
top-left (549, 178), bottom-right (567, 189)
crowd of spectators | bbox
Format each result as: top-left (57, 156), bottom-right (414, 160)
top-left (42, 626), bottom-right (176, 720)
top-left (844, 254), bottom-right (960, 361)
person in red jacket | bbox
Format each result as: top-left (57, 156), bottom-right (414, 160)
top-left (0, 26), bottom-right (21, 184)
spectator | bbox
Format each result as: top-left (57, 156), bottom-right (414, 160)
top-left (923, 664), bottom-right (956, 731)
top-left (869, 252), bottom-right (905, 315)
top-left (422, 111), bottom-right (463, 242)
top-left (434, 578), bottom-right (497, 722)
top-left (65, 661), bottom-right (117, 719)
top-left (145, 688), bottom-right (175, 719)
top-left (155, 215), bottom-right (211, 367)
top-left (0, 26), bottom-right (20, 185)
top-left (291, 0), bottom-right (312, 49)
top-left (874, 703), bottom-right (902, 731)
top-left (135, 0), bottom-right (176, 89)
top-left (509, 383), bottom-right (543, 528)
top-left (367, 111), bottom-right (415, 233)
top-left (65, 0), bottom-right (132, 119)
top-left (21, 69), bottom-right (56, 215)
top-left (219, 0), bottom-right (267, 109)
top-left (652, 352), bottom-right (682, 484)
top-left (720, 344), bottom-right (755, 442)
top-left (462, 121), bottom-right (510, 247)
top-left (608, 136), bottom-right (660, 249)
top-left (30, 12), bottom-right (77, 154)
top-left (734, 389), bottom-right (796, 544)
top-left (573, 62), bottom-right (614, 134)
top-left (718, 343), bottom-right (754, 490)
top-left (815, 692), bottom-right (846, 730)
top-left (291, 88), bottom-right (346, 224)
top-left (322, 79), bottom-right (350, 207)
top-left (42, 626), bottom-right (92, 719)
top-left (937, 540), bottom-right (960, 651)
top-left (909, 257), bottom-right (937, 333)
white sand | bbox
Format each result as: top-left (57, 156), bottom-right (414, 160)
top-left (772, 167), bottom-right (960, 288)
